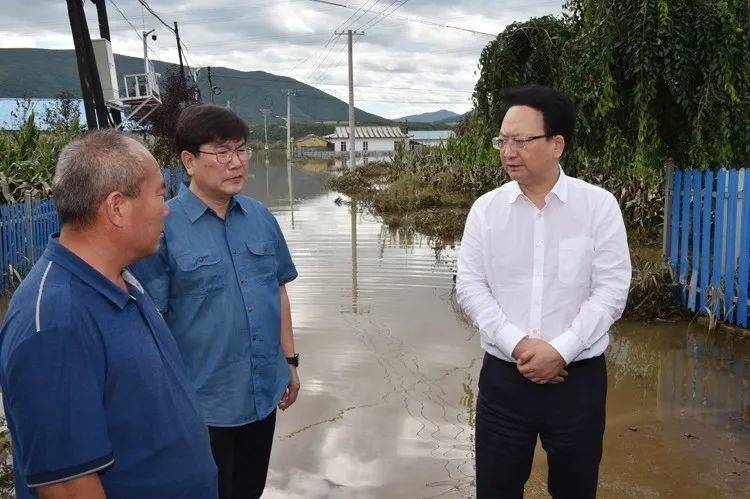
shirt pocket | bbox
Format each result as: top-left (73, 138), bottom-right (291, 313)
top-left (174, 251), bottom-right (225, 295)
top-left (244, 240), bottom-right (278, 280)
top-left (557, 237), bottom-right (593, 285)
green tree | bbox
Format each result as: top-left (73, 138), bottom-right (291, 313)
top-left (143, 68), bottom-right (201, 168)
top-left (473, 0), bottom-right (750, 172)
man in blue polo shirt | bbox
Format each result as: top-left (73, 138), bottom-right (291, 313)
top-left (132, 104), bottom-right (300, 499)
top-left (0, 131), bottom-right (217, 499)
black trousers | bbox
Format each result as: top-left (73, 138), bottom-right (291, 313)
top-left (476, 353), bottom-right (606, 499)
top-left (208, 410), bottom-right (277, 499)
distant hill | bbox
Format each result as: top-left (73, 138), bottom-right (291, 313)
top-left (397, 109), bottom-right (461, 123)
top-left (435, 110), bottom-right (471, 124)
top-left (0, 48), bottom-right (388, 125)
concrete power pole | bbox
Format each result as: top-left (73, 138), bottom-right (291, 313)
top-left (259, 108), bottom-right (271, 150)
top-left (283, 90), bottom-right (296, 160)
top-left (335, 29), bottom-right (364, 170)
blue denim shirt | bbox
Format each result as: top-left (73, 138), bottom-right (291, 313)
top-left (131, 185), bottom-right (298, 426)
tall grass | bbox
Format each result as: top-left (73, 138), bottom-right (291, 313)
top-left (0, 113), bottom-right (82, 204)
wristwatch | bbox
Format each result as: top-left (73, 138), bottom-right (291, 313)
top-left (286, 353), bottom-right (300, 367)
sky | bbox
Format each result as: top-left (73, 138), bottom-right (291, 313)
top-left (0, 0), bottom-right (564, 120)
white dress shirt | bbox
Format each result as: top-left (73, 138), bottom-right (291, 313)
top-left (456, 168), bottom-right (631, 364)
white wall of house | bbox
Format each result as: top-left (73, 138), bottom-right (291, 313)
top-left (333, 138), bottom-right (405, 152)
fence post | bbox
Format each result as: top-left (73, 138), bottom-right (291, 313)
top-left (662, 161), bottom-right (675, 261)
top-left (24, 190), bottom-right (35, 266)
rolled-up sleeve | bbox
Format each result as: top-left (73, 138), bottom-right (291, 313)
top-left (456, 201), bottom-right (526, 359)
top-left (4, 326), bottom-right (113, 488)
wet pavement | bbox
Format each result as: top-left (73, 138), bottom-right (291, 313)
top-left (251, 152), bottom-right (749, 498)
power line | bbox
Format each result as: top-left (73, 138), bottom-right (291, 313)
top-left (212, 73), bottom-right (470, 94)
top-left (135, 0), bottom-right (175, 33)
top-left (359, 0), bottom-right (410, 31)
top-left (303, 0), bottom-right (497, 37)
top-left (356, 0), bottom-right (407, 31)
top-left (106, 0), bottom-right (162, 61)
top-left (133, 0), bottom-right (199, 77)
top-left (300, 0), bottom-right (379, 81)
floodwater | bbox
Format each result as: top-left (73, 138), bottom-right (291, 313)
top-left (0, 152), bottom-right (748, 498)
top-left (249, 152), bottom-right (749, 498)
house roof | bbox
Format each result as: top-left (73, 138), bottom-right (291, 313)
top-left (324, 126), bottom-right (407, 139)
top-left (408, 130), bottom-right (455, 141)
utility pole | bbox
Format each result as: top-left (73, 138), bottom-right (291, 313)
top-left (66, 0), bottom-right (109, 129)
top-left (90, 0), bottom-right (121, 125)
top-left (174, 21), bottom-right (185, 78)
top-left (283, 90), bottom-right (296, 160)
top-left (207, 66), bottom-right (215, 104)
top-left (335, 29), bottom-right (364, 170)
top-left (260, 108), bottom-right (271, 150)
top-left (142, 30), bottom-right (154, 79)
top-left (91, 0), bottom-right (110, 40)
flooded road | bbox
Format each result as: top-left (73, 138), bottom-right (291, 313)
top-left (250, 152), bottom-right (750, 498)
top-left (0, 152), bottom-right (746, 498)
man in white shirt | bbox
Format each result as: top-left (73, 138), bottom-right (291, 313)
top-left (456, 85), bottom-right (631, 498)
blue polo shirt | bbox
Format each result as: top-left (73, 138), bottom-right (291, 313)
top-left (0, 238), bottom-right (217, 499)
top-left (131, 185), bottom-right (298, 426)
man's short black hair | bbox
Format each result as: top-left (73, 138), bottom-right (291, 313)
top-left (502, 85), bottom-right (576, 153)
top-left (175, 104), bottom-right (250, 154)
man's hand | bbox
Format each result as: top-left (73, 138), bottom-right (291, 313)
top-left (514, 338), bottom-right (567, 384)
top-left (278, 366), bottom-right (300, 411)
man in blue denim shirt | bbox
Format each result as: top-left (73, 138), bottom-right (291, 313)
top-left (132, 104), bottom-right (299, 499)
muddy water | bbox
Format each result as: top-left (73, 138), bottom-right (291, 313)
top-left (0, 153), bottom-right (747, 497)
top-left (248, 153), bottom-right (749, 498)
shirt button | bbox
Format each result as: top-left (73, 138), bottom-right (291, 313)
top-left (197, 256), bottom-right (205, 262)
top-left (532, 329), bottom-right (540, 335)
top-left (537, 213), bottom-right (542, 218)
top-left (232, 249), bottom-right (238, 255)
top-left (240, 279), bottom-right (247, 285)
top-left (246, 305), bottom-right (253, 312)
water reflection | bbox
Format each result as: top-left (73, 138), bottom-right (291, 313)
top-left (609, 322), bottom-right (750, 432)
top-left (351, 199), bottom-right (359, 314)
top-left (252, 153), bottom-right (749, 497)
top-left (286, 160), bottom-right (295, 228)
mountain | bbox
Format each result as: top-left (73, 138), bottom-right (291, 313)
top-left (0, 48), bottom-right (388, 124)
top-left (435, 110), bottom-right (471, 124)
top-left (397, 109), bottom-right (461, 123)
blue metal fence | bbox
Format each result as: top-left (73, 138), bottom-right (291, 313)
top-left (0, 167), bottom-right (189, 292)
top-left (666, 167), bottom-right (750, 327)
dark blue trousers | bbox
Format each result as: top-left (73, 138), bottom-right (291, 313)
top-left (208, 410), bottom-right (276, 499)
top-left (476, 353), bottom-right (607, 499)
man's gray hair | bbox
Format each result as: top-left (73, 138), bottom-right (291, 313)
top-left (52, 130), bottom-right (149, 227)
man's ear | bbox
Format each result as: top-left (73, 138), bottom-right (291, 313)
top-left (102, 191), bottom-right (128, 228)
top-left (180, 150), bottom-right (196, 177)
top-left (553, 135), bottom-right (565, 160)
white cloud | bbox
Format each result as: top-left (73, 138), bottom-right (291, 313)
top-left (2, 0), bottom-right (563, 118)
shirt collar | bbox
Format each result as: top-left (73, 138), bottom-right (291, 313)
top-left (548, 167), bottom-right (568, 204)
top-left (507, 165), bottom-right (568, 204)
top-left (44, 237), bottom-right (135, 310)
top-left (176, 184), bottom-right (247, 223)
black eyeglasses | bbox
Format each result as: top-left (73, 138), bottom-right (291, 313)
top-left (492, 134), bottom-right (550, 151)
top-left (196, 147), bottom-right (252, 165)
